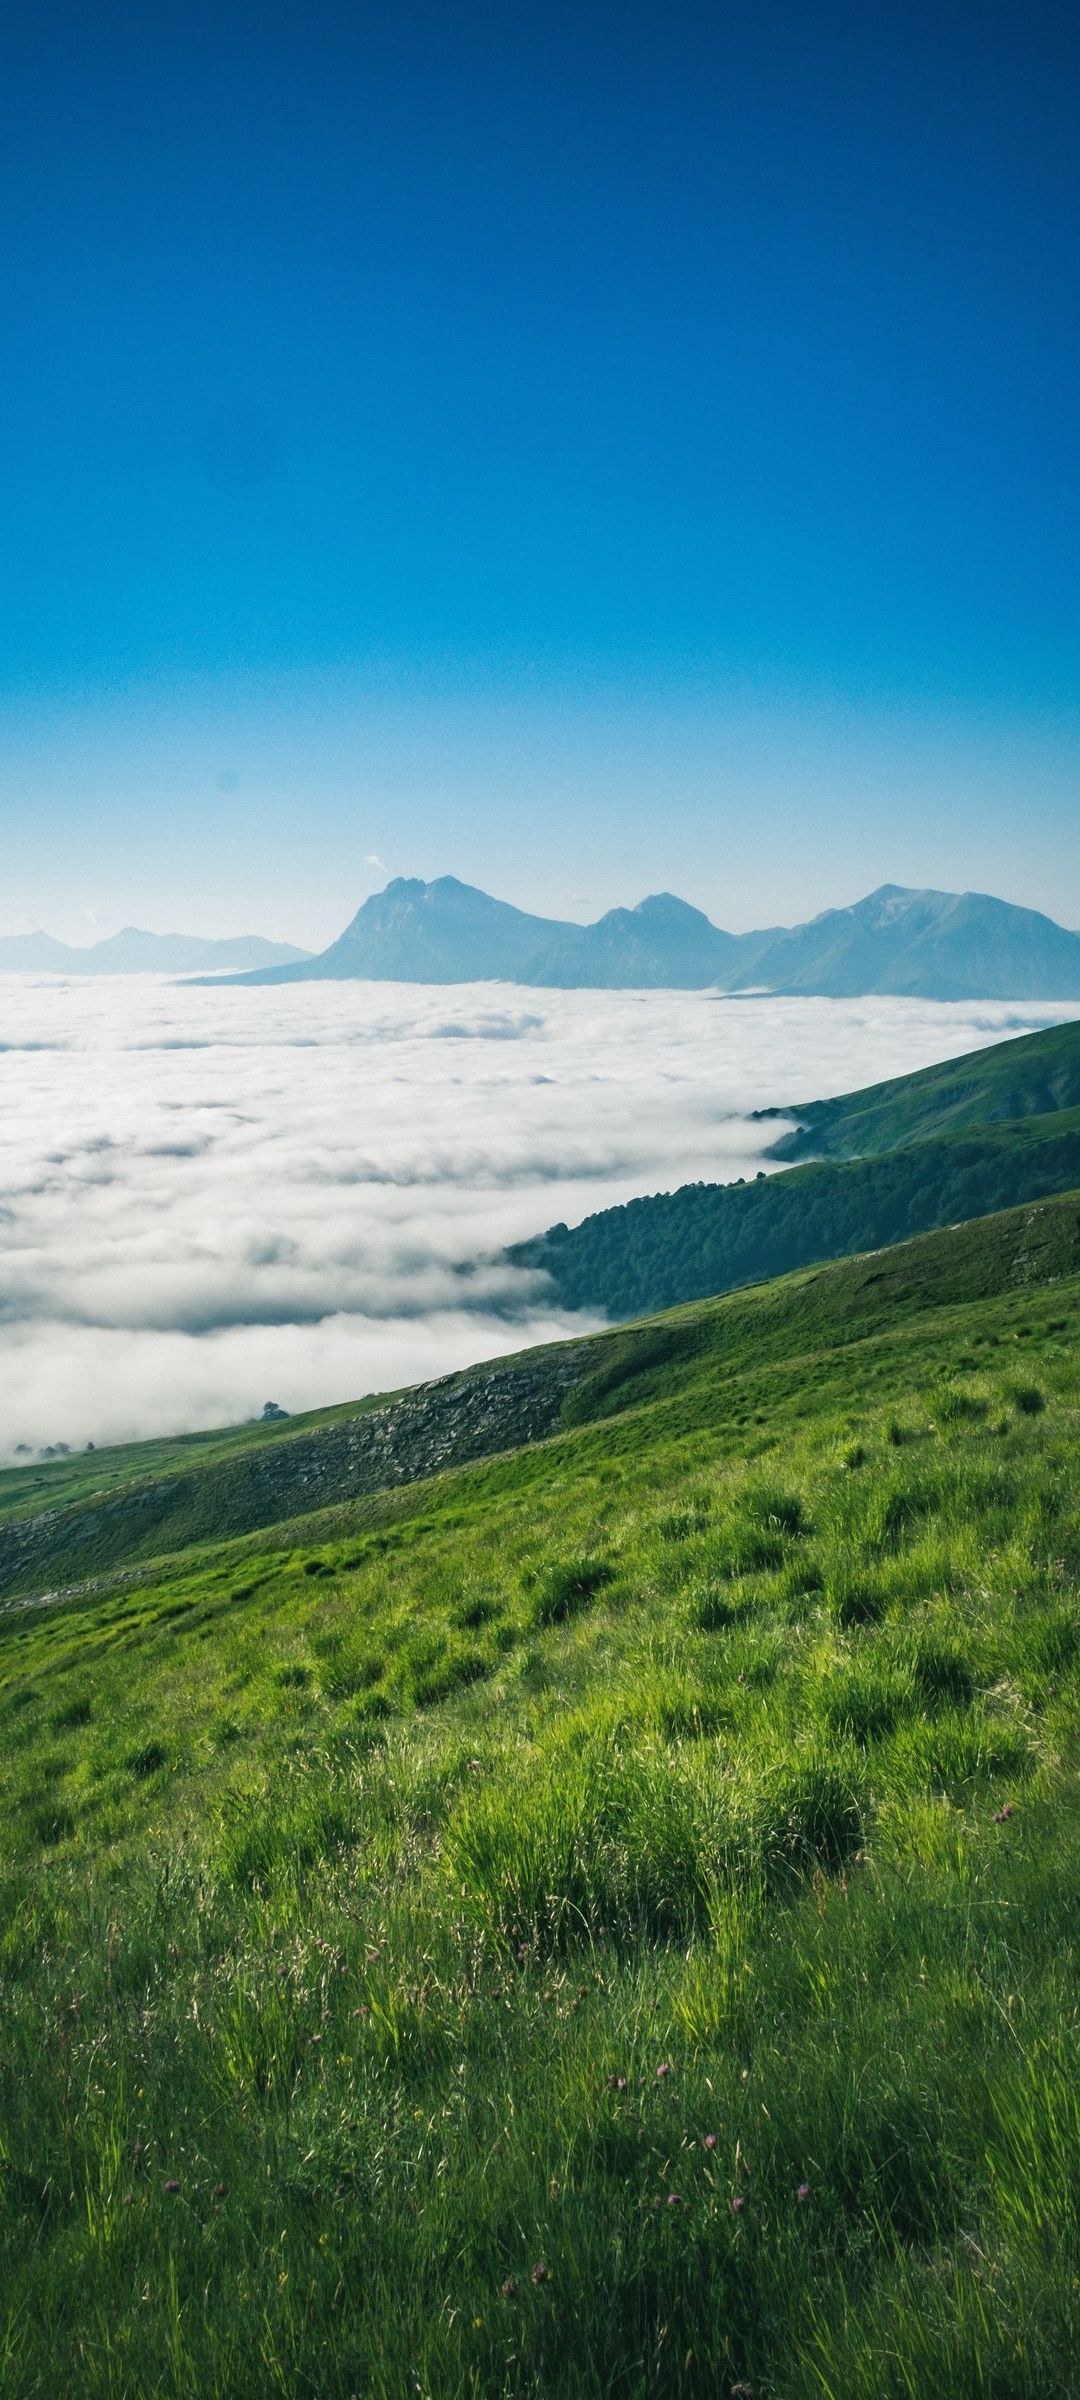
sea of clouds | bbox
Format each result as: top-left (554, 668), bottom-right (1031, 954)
top-left (1, 975), bottom-right (1076, 1460)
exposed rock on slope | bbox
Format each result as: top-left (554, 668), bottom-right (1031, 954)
top-left (0, 1343), bottom-right (591, 1602)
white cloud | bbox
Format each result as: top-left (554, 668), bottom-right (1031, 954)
top-left (0, 976), bottom-right (1076, 1460)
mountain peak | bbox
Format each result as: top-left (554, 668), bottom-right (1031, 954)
top-left (631, 891), bottom-right (717, 928)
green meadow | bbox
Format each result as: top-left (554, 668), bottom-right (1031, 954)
top-left (2, 1191), bottom-right (1080, 2395)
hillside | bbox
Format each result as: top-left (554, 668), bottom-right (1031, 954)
top-left (6, 1187), bottom-right (1079, 1605)
top-left (511, 1109), bottom-right (1080, 1322)
top-left (512, 1021), bottom-right (1080, 1322)
top-left (763, 1014), bottom-right (1080, 1160)
top-left (2, 1193), bottom-right (1080, 2393)
top-left (213, 872), bottom-right (1080, 996)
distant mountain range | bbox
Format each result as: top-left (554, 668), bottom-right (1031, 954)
top-left (0, 928), bottom-right (311, 975)
top-left (9, 878), bottom-right (1080, 997)
top-left (216, 874), bottom-right (1080, 1000)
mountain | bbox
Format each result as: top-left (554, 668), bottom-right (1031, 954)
top-left (510, 1018), bottom-right (1080, 1320)
top-left (215, 875), bottom-right (738, 988)
top-left (216, 874), bottom-right (1080, 997)
top-left (8, 881), bottom-right (1080, 993)
top-left (0, 927), bottom-right (311, 973)
top-left (3, 1190), bottom-right (1080, 2394)
top-left (539, 891), bottom-right (740, 986)
top-left (279, 876), bottom-right (574, 983)
top-left (738, 884), bottom-right (1080, 1000)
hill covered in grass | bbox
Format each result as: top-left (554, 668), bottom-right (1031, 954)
top-left (512, 1020), bottom-right (1080, 1320)
top-left (763, 1014), bottom-right (1080, 1160)
top-left (2, 1191), bottom-right (1080, 2393)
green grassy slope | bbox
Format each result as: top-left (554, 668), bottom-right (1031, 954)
top-left (2, 1191), bottom-right (1080, 2395)
top-left (6, 1186), bottom-right (1080, 1608)
top-left (763, 1013), bottom-right (1080, 1160)
top-left (0, 1387), bottom-right (411, 1530)
top-left (0, 1339), bottom-right (593, 1603)
top-left (512, 1103), bottom-right (1080, 1320)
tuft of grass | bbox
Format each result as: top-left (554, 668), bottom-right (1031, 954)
top-left (692, 1585), bottom-right (753, 1633)
top-left (529, 1554), bottom-right (615, 1627)
top-left (742, 1481), bottom-right (811, 1537)
top-left (938, 1380), bottom-right (990, 1424)
top-left (127, 1739), bottom-right (167, 1778)
top-left (48, 1694), bottom-right (92, 1731)
top-left (828, 1567), bottom-right (887, 1629)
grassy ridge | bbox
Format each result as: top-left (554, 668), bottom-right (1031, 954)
top-left (2, 1193), bottom-right (1080, 2393)
top-left (6, 1188), bottom-right (1080, 1605)
top-left (512, 1103), bottom-right (1080, 1320)
top-left (509, 1021), bottom-right (1080, 1321)
top-left (764, 1015), bottom-right (1080, 1159)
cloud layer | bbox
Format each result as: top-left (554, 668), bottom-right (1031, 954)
top-left (1, 976), bottom-right (1076, 1459)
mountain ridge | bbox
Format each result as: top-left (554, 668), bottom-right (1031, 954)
top-left (211, 873), bottom-right (1080, 999)
top-left (0, 927), bottom-right (312, 974)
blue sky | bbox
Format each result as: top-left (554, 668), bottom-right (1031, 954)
top-left (2, 0), bottom-right (1078, 945)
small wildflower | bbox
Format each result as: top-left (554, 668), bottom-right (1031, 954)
top-left (992, 1803), bottom-right (1014, 1823)
top-left (703, 2134), bottom-right (718, 2151)
top-left (530, 2260), bottom-right (551, 2285)
top-left (796, 2182), bottom-right (810, 2203)
top-left (730, 2194), bottom-right (746, 2215)
top-left (606, 2074), bottom-right (628, 2091)
top-left (501, 2277), bottom-right (518, 2299)
top-left (656, 2061), bottom-right (673, 2080)
top-left (367, 1947), bottom-right (381, 1962)
top-left (667, 2193), bottom-right (680, 2208)
top-left (163, 2179), bottom-right (181, 2194)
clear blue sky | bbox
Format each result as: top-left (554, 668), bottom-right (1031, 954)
top-left (2, 0), bottom-right (1078, 945)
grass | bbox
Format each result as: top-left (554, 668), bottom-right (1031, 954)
top-left (764, 1013), bottom-right (1080, 1159)
top-left (1, 1191), bottom-right (1080, 2392)
top-left (0, 1385), bottom-right (409, 1529)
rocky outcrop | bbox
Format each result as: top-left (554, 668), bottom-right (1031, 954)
top-left (0, 1343), bottom-right (592, 1603)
